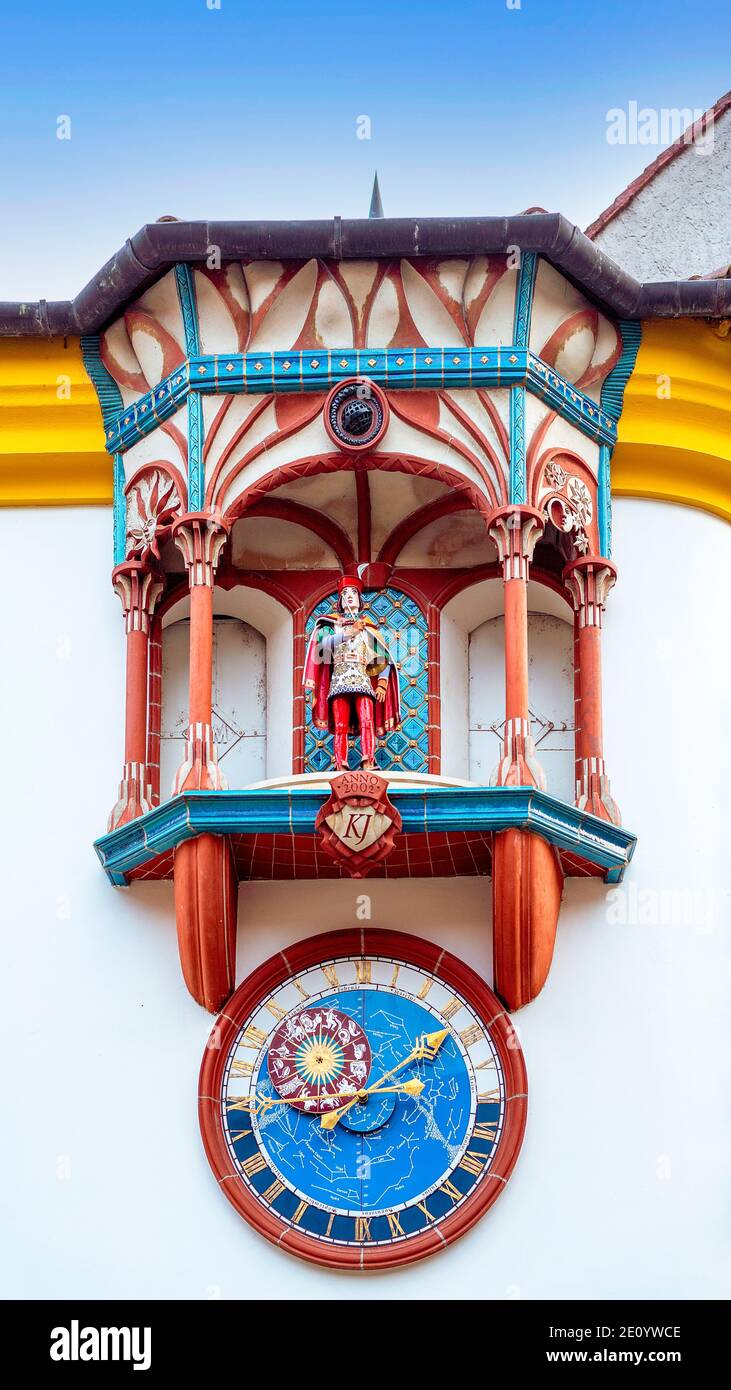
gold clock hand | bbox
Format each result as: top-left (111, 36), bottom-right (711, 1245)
top-left (320, 1029), bottom-right (449, 1130)
top-left (226, 1077), bottom-right (425, 1117)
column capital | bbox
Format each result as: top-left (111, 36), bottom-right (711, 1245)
top-left (111, 560), bottom-right (164, 635)
top-left (563, 556), bottom-right (617, 627)
top-left (171, 511), bottom-right (230, 588)
top-left (487, 505), bottom-right (545, 580)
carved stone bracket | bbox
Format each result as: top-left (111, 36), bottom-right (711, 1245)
top-left (563, 554), bottom-right (617, 628)
top-left (487, 504), bottom-right (545, 581)
top-left (171, 511), bottom-right (229, 589)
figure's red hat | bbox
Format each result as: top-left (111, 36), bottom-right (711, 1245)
top-left (338, 574), bottom-right (363, 594)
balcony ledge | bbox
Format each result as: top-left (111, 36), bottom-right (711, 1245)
top-left (94, 783), bottom-right (636, 887)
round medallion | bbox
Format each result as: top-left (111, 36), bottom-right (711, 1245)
top-left (324, 378), bottom-right (389, 452)
top-left (199, 929), bottom-right (527, 1270)
top-left (267, 1005), bottom-right (371, 1114)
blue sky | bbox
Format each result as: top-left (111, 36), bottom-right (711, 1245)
top-left (0, 0), bottom-right (727, 298)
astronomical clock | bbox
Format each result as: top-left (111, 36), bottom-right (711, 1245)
top-left (86, 222), bottom-right (640, 1270)
top-left (200, 930), bottom-right (526, 1268)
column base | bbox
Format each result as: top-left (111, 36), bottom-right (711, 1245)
top-left (107, 763), bottom-right (154, 831)
top-left (492, 828), bottom-right (563, 1010)
top-left (577, 759), bottom-right (621, 825)
top-left (172, 723), bottom-right (228, 794)
top-left (490, 719), bottom-right (547, 790)
top-left (174, 833), bottom-right (238, 1012)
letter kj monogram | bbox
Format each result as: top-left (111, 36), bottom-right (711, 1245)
top-left (315, 771), bottom-right (402, 878)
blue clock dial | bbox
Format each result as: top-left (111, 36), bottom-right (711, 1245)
top-left (217, 951), bottom-right (509, 1254)
top-left (251, 989), bottom-right (474, 1214)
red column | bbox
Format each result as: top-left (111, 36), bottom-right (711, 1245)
top-left (486, 507), bottom-right (563, 1011)
top-left (563, 556), bottom-right (620, 825)
top-left (171, 512), bottom-right (230, 793)
top-left (146, 613), bottom-right (162, 806)
top-left (108, 561), bottom-right (163, 831)
top-left (487, 505), bottom-right (546, 789)
top-left (170, 512), bottom-right (237, 1013)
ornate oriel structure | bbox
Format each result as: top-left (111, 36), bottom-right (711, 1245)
top-left (4, 67), bottom-right (731, 1289)
top-left (53, 219), bottom-right (656, 1016)
top-left (2, 185), bottom-right (729, 1281)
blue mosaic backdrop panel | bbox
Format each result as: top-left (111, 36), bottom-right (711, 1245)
top-left (304, 588), bottom-right (429, 774)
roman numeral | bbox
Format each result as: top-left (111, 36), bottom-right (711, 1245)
top-left (262, 1178), bottom-right (285, 1204)
top-left (416, 1200), bottom-right (434, 1222)
top-left (459, 1023), bottom-right (484, 1047)
top-left (241, 1025), bottom-right (268, 1050)
top-left (389, 964), bottom-right (400, 987)
top-left (417, 978), bottom-right (434, 1000)
top-left (230, 1059), bottom-right (254, 1077)
top-left (265, 1001), bottom-right (288, 1020)
top-left (240, 1154), bottom-right (267, 1179)
top-left (440, 996), bottom-right (461, 1020)
top-left (478, 1088), bottom-right (500, 1103)
top-left (355, 960), bottom-right (371, 984)
top-left (226, 1096), bottom-right (255, 1113)
top-left (387, 1212), bottom-right (405, 1237)
top-left (322, 965), bottom-right (340, 989)
top-left (440, 1178), bottom-right (462, 1203)
top-left (459, 1150), bottom-right (486, 1177)
top-left (292, 1200), bottom-right (309, 1226)
top-left (474, 1121), bottom-right (498, 1141)
top-left (325, 1214), bottom-right (335, 1238)
top-left (293, 979), bottom-right (310, 999)
top-left (474, 1057), bottom-right (497, 1070)
top-left (355, 1217), bottom-right (372, 1241)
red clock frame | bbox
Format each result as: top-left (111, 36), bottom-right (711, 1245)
top-left (199, 928), bottom-right (528, 1270)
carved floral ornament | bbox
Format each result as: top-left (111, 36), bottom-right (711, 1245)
top-left (541, 460), bottom-right (593, 555)
top-left (125, 468), bottom-right (182, 560)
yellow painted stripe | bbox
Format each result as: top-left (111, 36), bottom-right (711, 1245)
top-left (0, 338), bottom-right (110, 506)
top-left (0, 322), bottom-right (728, 523)
top-left (613, 319), bottom-right (731, 524)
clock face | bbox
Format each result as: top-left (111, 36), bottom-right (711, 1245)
top-left (199, 929), bottom-right (527, 1269)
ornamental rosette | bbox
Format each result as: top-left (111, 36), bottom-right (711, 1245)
top-left (126, 469), bottom-right (182, 560)
top-left (544, 461), bottom-right (567, 490)
top-left (566, 476), bottom-right (593, 528)
top-left (540, 460), bottom-right (594, 552)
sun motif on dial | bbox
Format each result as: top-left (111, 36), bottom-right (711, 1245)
top-left (268, 1006), bottom-right (372, 1113)
top-left (296, 1035), bottom-right (344, 1085)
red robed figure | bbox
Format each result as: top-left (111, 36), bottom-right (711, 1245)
top-left (304, 577), bottom-right (401, 770)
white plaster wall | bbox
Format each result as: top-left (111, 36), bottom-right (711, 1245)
top-left (468, 614), bottom-right (574, 798)
top-left (162, 586), bottom-right (293, 782)
top-left (161, 617), bottom-right (267, 794)
top-left (0, 500), bottom-right (729, 1300)
top-left (440, 579), bottom-right (575, 796)
top-left (592, 108), bottom-right (731, 278)
top-left (438, 608), bottom-right (469, 779)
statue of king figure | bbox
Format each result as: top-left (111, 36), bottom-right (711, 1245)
top-left (304, 576), bottom-right (402, 771)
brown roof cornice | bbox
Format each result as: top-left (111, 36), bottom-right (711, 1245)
top-left (1, 213), bottom-right (730, 337)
